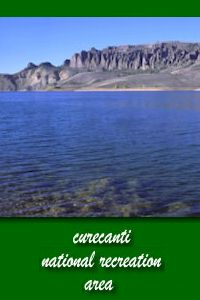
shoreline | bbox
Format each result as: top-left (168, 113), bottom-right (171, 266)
top-left (74, 87), bottom-right (200, 92)
top-left (1, 87), bottom-right (200, 92)
top-left (74, 88), bottom-right (168, 92)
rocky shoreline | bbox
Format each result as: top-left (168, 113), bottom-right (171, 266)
top-left (0, 177), bottom-right (196, 217)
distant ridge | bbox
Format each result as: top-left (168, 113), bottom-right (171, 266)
top-left (1, 41), bottom-right (200, 90)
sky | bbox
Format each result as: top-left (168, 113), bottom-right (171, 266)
top-left (1, 17), bottom-right (200, 74)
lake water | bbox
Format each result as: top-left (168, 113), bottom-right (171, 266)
top-left (0, 91), bottom-right (200, 217)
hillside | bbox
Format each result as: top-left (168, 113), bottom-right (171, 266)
top-left (1, 42), bottom-right (200, 90)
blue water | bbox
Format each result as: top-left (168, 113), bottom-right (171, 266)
top-left (0, 91), bottom-right (200, 217)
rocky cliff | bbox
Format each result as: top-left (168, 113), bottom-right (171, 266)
top-left (70, 42), bottom-right (200, 71)
top-left (1, 42), bottom-right (200, 90)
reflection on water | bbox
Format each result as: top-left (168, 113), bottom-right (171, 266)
top-left (0, 91), bottom-right (200, 217)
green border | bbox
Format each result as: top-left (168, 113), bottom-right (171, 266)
top-left (0, 2), bottom-right (200, 16)
top-left (0, 218), bottom-right (199, 299)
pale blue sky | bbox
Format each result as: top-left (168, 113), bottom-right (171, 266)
top-left (1, 17), bottom-right (200, 73)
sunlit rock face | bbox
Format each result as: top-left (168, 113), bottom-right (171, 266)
top-left (11, 62), bottom-right (61, 90)
top-left (1, 42), bottom-right (200, 90)
top-left (69, 42), bottom-right (200, 71)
